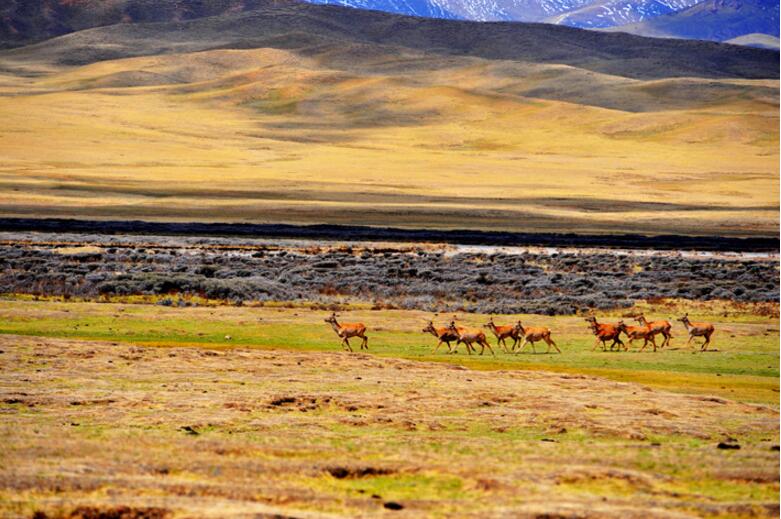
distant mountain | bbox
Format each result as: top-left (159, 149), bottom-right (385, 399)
top-left (608, 0), bottom-right (780, 43)
top-left (0, 0), bottom-right (775, 81)
top-left (547, 0), bottom-right (702, 28)
top-left (1, 0), bottom-right (779, 50)
top-left (306, 0), bottom-right (594, 21)
top-left (306, 0), bottom-right (460, 20)
top-left (0, 0), bottom-right (714, 47)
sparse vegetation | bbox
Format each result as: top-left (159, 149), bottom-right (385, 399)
top-left (0, 320), bottom-right (777, 517)
top-left (0, 234), bottom-right (776, 316)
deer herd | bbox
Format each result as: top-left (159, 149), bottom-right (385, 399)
top-left (324, 311), bottom-right (715, 354)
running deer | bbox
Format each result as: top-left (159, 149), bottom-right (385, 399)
top-left (324, 312), bottom-right (368, 352)
top-left (678, 313), bottom-right (715, 351)
top-left (483, 317), bottom-right (518, 353)
top-left (422, 320), bottom-right (461, 354)
top-left (584, 316), bottom-right (625, 351)
top-left (634, 313), bottom-right (672, 348)
top-left (616, 320), bottom-right (658, 352)
top-left (448, 320), bottom-right (494, 356)
top-left (514, 321), bottom-right (561, 354)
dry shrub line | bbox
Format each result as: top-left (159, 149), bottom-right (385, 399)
top-left (1, 239), bottom-right (777, 316)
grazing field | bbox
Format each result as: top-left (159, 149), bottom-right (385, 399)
top-left (0, 298), bottom-right (777, 403)
top-left (0, 298), bottom-right (778, 518)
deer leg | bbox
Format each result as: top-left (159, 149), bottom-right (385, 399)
top-left (516, 336), bottom-right (529, 354)
top-left (591, 337), bottom-right (603, 352)
top-left (701, 332), bottom-right (712, 351)
top-left (498, 337), bottom-right (509, 354)
top-left (362, 335), bottom-right (369, 350)
top-left (686, 334), bottom-right (694, 348)
top-left (342, 337), bottom-right (353, 352)
top-left (546, 336), bottom-right (561, 354)
top-left (482, 339), bottom-right (495, 356)
top-left (650, 335), bottom-right (657, 352)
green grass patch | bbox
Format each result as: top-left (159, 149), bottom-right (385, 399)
top-left (0, 300), bottom-right (776, 404)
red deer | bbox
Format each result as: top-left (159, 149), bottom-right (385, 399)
top-left (514, 321), bottom-right (560, 354)
top-left (448, 320), bottom-right (494, 356)
top-left (634, 313), bottom-right (672, 348)
top-left (422, 320), bottom-right (462, 354)
top-left (616, 320), bottom-right (658, 352)
top-left (584, 316), bottom-right (625, 351)
top-left (678, 313), bottom-right (715, 351)
top-left (324, 313), bottom-right (368, 352)
top-left (483, 317), bottom-right (518, 353)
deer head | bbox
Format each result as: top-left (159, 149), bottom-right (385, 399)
top-left (514, 321), bottom-right (525, 334)
top-left (422, 321), bottom-right (436, 334)
top-left (324, 313), bottom-right (338, 325)
top-left (483, 317), bottom-right (496, 329)
top-left (616, 320), bottom-right (627, 332)
top-left (634, 313), bottom-right (647, 324)
top-left (678, 313), bottom-right (690, 325)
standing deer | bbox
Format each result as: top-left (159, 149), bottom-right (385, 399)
top-left (422, 320), bottom-right (461, 354)
top-left (448, 320), bottom-right (494, 356)
top-left (483, 317), bottom-right (518, 353)
top-left (324, 312), bottom-right (368, 352)
top-left (584, 316), bottom-right (625, 351)
top-left (634, 313), bottom-right (673, 348)
top-left (514, 321), bottom-right (560, 354)
top-left (616, 320), bottom-right (658, 352)
top-left (678, 313), bottom-right (715, 351)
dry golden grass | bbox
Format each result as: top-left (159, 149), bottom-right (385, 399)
top-left (1, 334), bottom-right (778, 518)
top-left (0, 48), bottom-right (777, 235)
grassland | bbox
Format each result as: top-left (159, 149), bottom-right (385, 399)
top-left (0, 41), bottom-right (777, 236)
top-left (0, 298), bottom-right (778, 518)
top-left (0, 298), bottom-right (777, 404)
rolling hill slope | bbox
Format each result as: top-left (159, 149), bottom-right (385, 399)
top-left (726, 33), bottom-right (780, 50)
top-left (0, 0), bottom-right (777, 237)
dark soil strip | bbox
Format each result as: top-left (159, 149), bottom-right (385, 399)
top-left (0, 218), bottom-right (777, 252)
